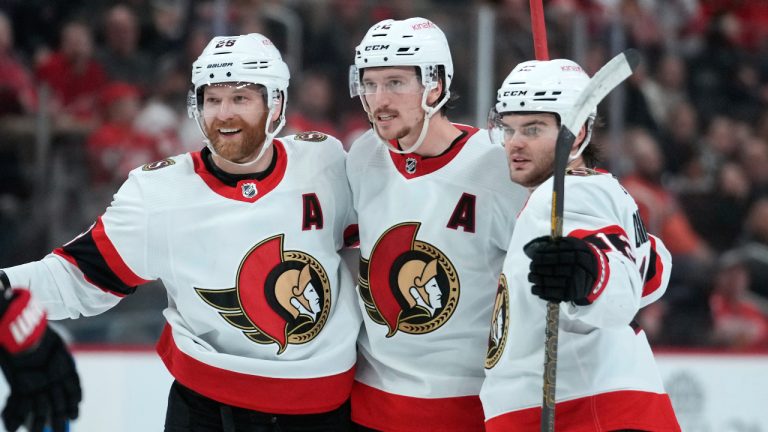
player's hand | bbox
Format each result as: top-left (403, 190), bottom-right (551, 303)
top-left (523, 235), bottom-right (602, 305)
top-left (0, 290), bottom-right (81, 432)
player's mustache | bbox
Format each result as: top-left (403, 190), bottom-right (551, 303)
top-left (373, 109), bottom-right (398, 118)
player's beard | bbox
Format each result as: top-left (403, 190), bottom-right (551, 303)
top-left (509, 150), bottom-right (555, 189)
top-left (373, 108), bottom-right (423, 147)
top-left (207, 115), bottom-right (268, 164)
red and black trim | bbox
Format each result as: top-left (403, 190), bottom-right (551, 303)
top-left (343, 224), bottom-right (359, 248)
top-left (192, 140), bottom-right (288, 203)
top-left (54, 217), bottom-right (150, 296)
top-left (388, 124), bottom-right (478, 179)
top-left (567, 225), bottom-right (632, 304)
top-left (642, 236), bottom-right (664, 298)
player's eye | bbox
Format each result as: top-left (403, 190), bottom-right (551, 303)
top-left (522, 126), bottom-right (542, 137)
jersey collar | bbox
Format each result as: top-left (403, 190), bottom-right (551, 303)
top-left (388, 124), bottom-right (478, 179)
top-left (192, 140), bottom-right (287, 203)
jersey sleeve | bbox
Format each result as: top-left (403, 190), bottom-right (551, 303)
top-left (526, 176), bottom-right (655, 329)
top-left (3, 172), bottom-right (155, 319)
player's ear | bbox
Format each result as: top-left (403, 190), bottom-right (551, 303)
top-left (426, 79), bottom-right (443, 106)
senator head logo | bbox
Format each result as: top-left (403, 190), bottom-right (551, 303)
top-left (485, 274), bottom-right (509, 369)
top-left (359, 223), bottom-right (459, 336)
top-left (195, 235), bottom-right (330, 354)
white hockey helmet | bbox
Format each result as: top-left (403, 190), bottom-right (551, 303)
top-left (188, 33), bottom-right (290, 166)
top-left (349, 17), bottom-right (454, 154)
top-left (350, 17), bottom-right (453, 96)
top-left (491, 59), bottom-right (595, 159)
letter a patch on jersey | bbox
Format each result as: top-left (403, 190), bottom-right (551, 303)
top-left (302, 193), bottom-right (324, 230)
top-left (447, 193), bottom-right (476, 233)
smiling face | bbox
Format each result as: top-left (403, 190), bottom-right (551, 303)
top-left (360, 67), bottom-right (433, 143)
top-left (202, 83), bottom-right (270, 163)
top-left (497, 112), bottom-right (562, 188)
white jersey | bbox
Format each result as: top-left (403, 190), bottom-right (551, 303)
top-left (481, 168), bottom-right (680, 431)
top-left (346, 125), bottom-right (527, 432)
top-left (4, 133), bottom-right (361, 415)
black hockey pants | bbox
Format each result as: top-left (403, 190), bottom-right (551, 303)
top-left (164, 381), bottom-right (351, 432)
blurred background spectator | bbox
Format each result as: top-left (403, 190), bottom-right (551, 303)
top-left (1, 0), bottom-right (767, 350)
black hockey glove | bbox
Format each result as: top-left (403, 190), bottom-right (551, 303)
top-left (523, 235), bottom-right (602, 306)
top-left (0, 289), bottom-right (81, 432)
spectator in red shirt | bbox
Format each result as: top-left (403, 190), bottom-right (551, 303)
top-left (35, 20), bottom-right (107, 128)
top-left (710, 251), bottom-right (768, 350)
top-left (86, 82), bottom-right (161, 189)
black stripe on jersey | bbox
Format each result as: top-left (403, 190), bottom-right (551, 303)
top-left (62, 231), bottom-right (137, 296)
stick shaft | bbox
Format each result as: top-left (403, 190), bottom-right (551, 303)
top-left (529, 0), bottom-right (549, 60)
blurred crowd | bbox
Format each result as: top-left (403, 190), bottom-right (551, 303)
top-left (0, 0), bottom-right (767, 350)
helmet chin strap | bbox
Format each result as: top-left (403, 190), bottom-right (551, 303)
top-left (369, 87), bottom-right (451, 155)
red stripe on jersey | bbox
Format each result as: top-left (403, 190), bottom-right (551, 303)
top-left (91, 217), bottom-right (150, 287)
top-left (388, 124), bottom-right (479, 179)
top-left (642, 236), bottom-right (664, 298)
top-left (191, 140), bottom-right (287, 203)
top-left (351, 382), bottom-right (485, 432)
top-left (485, 390), bottom-right (680, 432)
top-left (584, 242), bottom-right (610, 304)
top-left (156, 326), bottom-right (354, 414)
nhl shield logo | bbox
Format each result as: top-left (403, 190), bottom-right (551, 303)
top-left (358, 222), bottom-right (459, 337)
top-left (195, 235), bottom-right (331, 354)
top-left (405, 157), bottom-right (418, 174)
top-left (485, 274), bottom-right (509, 369)
top-left (241, 182), bottom-right (258, 198)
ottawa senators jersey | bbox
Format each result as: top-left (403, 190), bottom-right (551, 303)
top-left (3, 133), bottom-right (362, 415)
top-left (481, 169), bottom-right (680, 431)
top-left (346, 125), bottom-right (528, 432)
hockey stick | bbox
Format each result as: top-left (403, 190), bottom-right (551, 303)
top-left (529, 0), bottom-right (549, 60)
top-left (542, 48), bottom-right (640, 432)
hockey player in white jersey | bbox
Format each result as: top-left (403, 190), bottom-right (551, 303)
top-left (481, 59), bottom-right (680, 431)
top-left (346, 18), bottom-right (527, 432)
top-left (1, 33), bottom-right (360, 431)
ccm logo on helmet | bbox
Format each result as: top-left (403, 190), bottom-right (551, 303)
top-left (502, 90), bottom-right (527, 96)
top-left (411, 21), bottom-right (436, 30)
top-left (364, 44), bottom-right (390, 51)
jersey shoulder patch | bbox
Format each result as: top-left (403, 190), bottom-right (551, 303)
top-left (294, 131), bottom-right (328, 142)
top-left (566, 167), bottom-right (600, 177)
top-left (141, 158), bottom-right (176, 171)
